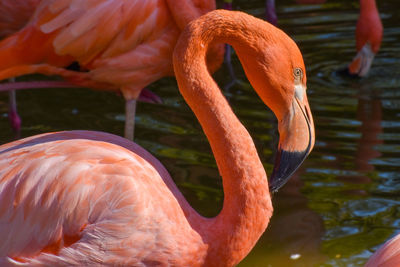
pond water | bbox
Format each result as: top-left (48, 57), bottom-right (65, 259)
top-left (0, 0), bottom-right (399, 266)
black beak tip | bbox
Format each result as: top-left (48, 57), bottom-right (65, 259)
top-left (269, 149), bottom-right (309, 192)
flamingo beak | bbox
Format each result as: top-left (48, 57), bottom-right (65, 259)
top-left (269, 90), bottom-right (315, 192)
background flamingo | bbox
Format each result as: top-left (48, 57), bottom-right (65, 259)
top-left (0, 10), bottom-right (314, 265)
top-left (0, 0), bottom-right (224, 140)
top-left (0, 0), bottom-right (167, 136)
top-left (347, 0), bottom-right (383, 77)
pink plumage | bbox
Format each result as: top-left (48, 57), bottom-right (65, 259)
top-left (0, 131), bottom-right (208, 265)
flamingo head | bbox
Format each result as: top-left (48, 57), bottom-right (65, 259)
top-left (268, 65), bottom-right (315, 192)
top-left (236, 25), bottom-right (315, 192)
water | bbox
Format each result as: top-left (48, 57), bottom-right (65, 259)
top-left (0, 0), bottom-right (399, 266)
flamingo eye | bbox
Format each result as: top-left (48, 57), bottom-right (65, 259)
top-left (293, 68), bottom-right (304, 85)
top-left (293, 68), bottom-right (303, 79)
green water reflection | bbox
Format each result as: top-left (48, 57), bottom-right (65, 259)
top-left (1, 0), bottom-right (400, 266)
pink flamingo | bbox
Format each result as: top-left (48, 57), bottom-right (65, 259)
top-left (347, 0), bottom-right (383, 77)
top-left (0, 10), bottom-right (314, 265)
top-left (0, 0), bottom-right (224, 140)
top-left (0, 0), bottom-right (162, 135)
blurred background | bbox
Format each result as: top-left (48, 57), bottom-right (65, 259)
top-left (0, 0), bottom-right (399, 266)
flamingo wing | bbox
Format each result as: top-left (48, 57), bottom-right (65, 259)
top-left (0, 131), bottom-right (197, 265)
top-left (31, 0), bottom-right (172, 66)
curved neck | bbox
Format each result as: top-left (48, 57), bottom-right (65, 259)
top-left (357, 0), bottom-right (382, 53)
top-left (173, 11), bottom-right (273, 266)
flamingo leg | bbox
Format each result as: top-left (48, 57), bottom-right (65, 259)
top-left (223, 44), bottom-right (240, 92)
top-left (221, 0), bottom-right (238, 92)
top-left (265, 0), bottom-right (278, 25)
top-left (7, 78), bottom-right (22, 136)
top-left (124, 99), bottom-right (137, 140)
top-left (0, 80), bottom-right (162, 139)
top-left (224, 45), bottom-right (236, 80)
top-left (138, 88), bottom-right (162, 104)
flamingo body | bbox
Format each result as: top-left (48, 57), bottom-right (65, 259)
top-left (0, 131), bottom-right (207, 266)
top-left (0, 0), bottom-right (224, 139)
top-left (0, 0), bottom-right (222, 99)
top-left (0, 10), bottom-right (314, 266)
top-left (0, 2), bottom-right (161, 137)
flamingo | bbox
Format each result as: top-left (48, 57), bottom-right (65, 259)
top-left (0, 0), bottom-right (163, 136)
top-left (0, 0), bottom-right (224, 140)
top-left (347, 0), bottom-right (383, 77)
top-left (0, 10), bottom-right (314, 266)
